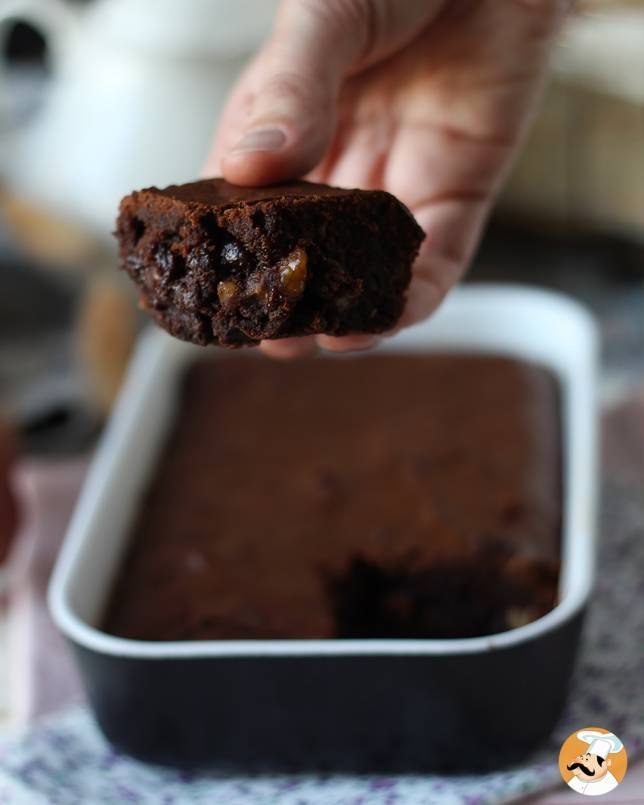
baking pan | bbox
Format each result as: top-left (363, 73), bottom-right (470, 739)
top-left (48, 284), bottom-right (599, 772)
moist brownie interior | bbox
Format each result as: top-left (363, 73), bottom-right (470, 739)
top-left (115, 179), bottom-right (424, 347)
top-left (103, 353), bottom-right (561, 641)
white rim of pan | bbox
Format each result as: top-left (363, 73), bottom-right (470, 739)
top-left (48, 284), bottom-right (599, 659)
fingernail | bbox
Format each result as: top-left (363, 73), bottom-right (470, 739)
top-left (232, 127), bottom-right (286, 153)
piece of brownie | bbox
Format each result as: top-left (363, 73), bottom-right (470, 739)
top-left (103, 354), bottom-right (561, 641)
top-left (115, 179), bottom-right (424, 347)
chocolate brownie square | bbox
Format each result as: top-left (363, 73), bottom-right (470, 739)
top-left (115, 179), bottom-right (424, 347)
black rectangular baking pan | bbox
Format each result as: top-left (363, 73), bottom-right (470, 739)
top-left (49, 285), bottom-right (599, 772)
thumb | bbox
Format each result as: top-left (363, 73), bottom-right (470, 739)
top-left (217, 0), bottom-right (444, 186)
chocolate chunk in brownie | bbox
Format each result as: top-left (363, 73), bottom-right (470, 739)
top-left (115, 179), bottom-right (424, 347)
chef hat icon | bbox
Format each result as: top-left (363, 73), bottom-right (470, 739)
top-left (576, 730), bottom-right (623, 760)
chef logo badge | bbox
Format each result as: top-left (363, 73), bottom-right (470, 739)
top-left (559, 727), bottom-right (627, 796)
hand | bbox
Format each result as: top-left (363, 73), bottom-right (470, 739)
top-left (207, 0), bottom-right (569, 358)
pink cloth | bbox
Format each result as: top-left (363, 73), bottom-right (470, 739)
top-left (5, 458), bottom-right (86, 723)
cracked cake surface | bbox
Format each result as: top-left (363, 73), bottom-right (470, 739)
top-left (116, 178), bottom-right (425, 347)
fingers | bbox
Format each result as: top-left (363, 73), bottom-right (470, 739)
top-left (259, 336), bottom-right (318, 359)
top-left (258, 333), bottom-right (381, 358)
top-left (215, 58), bottom-right (339, 186)
top-left (391, 195), bottom-right (491, 331)
top-left (394, 256), bottom-right (459, 331)
top-left (215, 1), bottom-right (356, 185)
top-left (316, 334), bottom-right (381, 353)
top-left (211, 0), bottom-right (445, 186)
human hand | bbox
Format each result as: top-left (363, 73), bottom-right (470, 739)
top-left (207, 0), bottom-right (569, 358)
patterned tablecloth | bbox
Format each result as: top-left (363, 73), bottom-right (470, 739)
top-left (0, 390), bottom-right (642, 804)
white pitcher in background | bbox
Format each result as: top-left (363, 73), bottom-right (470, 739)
top-left (0, 0), bottom-right (277, 242)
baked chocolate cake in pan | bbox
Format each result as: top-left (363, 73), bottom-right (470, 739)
top-left (115, 179), bottom-right (424, 347)
top-left (103, 353), bottom-right (562, 642)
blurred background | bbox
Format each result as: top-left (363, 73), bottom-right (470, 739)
top-left (0, 0), bottom-right (642, 449)
top-left (0, 0), bottom-right (642, 729)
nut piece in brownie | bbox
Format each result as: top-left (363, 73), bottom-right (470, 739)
top-left (116, 179), bottom-right (424, 347)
